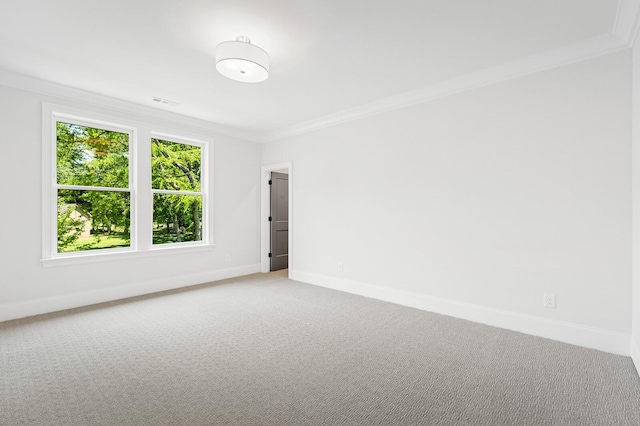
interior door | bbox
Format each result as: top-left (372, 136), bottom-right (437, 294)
top-left (270, 172), bottom-right (288, 271)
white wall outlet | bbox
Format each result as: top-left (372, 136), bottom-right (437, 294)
top-left (543, 293), bottom-right (556, 309)
top-left (225, 254), bottom-right (231, 262)
top-left (338, 263), bottom-right (344, 272)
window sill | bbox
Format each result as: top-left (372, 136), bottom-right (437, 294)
top-left (41, 243), bottom-right (215, 268)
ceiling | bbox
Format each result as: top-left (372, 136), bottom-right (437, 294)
top-left (0, 1), bottom-right (637, 142)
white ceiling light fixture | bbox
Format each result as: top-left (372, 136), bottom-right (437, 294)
top-left (216, 36), bottom-right (269, 83)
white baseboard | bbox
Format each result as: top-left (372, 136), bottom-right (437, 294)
top-left (291, 270), bottom-right (631, 356)
top-left (632, 337), bottom-right (640, 375)
top-left (0, 264), bottom-right (261, 323)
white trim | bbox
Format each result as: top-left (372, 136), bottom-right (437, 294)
top-left (41, 242), bottom-right (215, 268)
top-left (150, 131), bottom-right (209, 147)
top-left (45, 104), bottom-right (138, 257)
top-left (0, 264), bottom-right (260, 323)
top-left (614, 0), bottom-right (640, 47)
top-left (261, 162), bottom-right (293, 278)
top-left (632, 337), bottom-right (640, 375)
top-left (262, 34), bottom-right (627, 143)
top-left (42, 103), bottom-right (54, 260)
top-left (291, 270), bottom-right (631, 356)
top-left (53, 111), bottom-right (138, 135)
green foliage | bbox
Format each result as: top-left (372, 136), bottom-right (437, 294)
top-left (153, 194), bottom-right (202, 243)
top-left (152, 139), bottom-right (202, 244)
top-left (56, 199), bottom-right (85, 250)
top-left (56, 122), bottom-right (131, 252)
top-left (151, 139), bottom-right (201, 191)
top-left (56, 122), bottom-right (129, 188)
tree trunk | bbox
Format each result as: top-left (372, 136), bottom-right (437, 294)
top-left (192, 202), bottom-right (201, 241)
top-left (173, 213), bottom-right (182, 242)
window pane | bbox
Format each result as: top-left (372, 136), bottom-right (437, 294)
top-left (56, 122), bottom-right (129, 188)
top-left (151, 139), bottom-right (201, 192)
top-left (153, 194), bottom-right (203, 245)
top-left (57, 190), bottom-right (131, 252)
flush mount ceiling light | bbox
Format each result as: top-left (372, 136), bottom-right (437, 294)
top-left (215, 36), bottom-right (269, 83)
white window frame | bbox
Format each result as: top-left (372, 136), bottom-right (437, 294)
top-left (42, 103), bottom-right (214, 267)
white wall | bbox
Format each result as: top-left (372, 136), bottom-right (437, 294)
top-left (263, 50), bottom-right (632, 354)
top-left (632, 35), bottom-right (640, 372)
top-left (0, 82), bottom-right (262, 320)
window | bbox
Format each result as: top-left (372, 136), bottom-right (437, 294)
top-left (151, 138), bottom-right (204, 245)
top-left (55, 120), bottom-right (132, 253)
top-left (42, 104), bottom-right (212, 265)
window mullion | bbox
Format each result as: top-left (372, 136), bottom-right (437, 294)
top-left (56, 184), bottom-right (131, 192)
top-left (136, 128), bottom-right (153, 250)
top-left (151, 189), bottom-right (204, 196)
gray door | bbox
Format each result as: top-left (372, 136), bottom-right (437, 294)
top-left (270, 172), bottom-right (288, 271)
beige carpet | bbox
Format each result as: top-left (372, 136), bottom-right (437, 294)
top-left (1, 271), bottom-right (639, 425)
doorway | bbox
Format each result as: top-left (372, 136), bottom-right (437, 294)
top-left (261, 162), bottom-right (292, 277)
top-left (269, 171), bottom-right (288, 271)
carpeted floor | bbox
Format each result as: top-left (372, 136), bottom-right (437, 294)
top-left (1, 271), bottom-right (639, 425)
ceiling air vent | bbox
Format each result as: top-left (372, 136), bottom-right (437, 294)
top-left (152, 97), bottom-right (180, 107)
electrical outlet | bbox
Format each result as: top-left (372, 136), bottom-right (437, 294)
top-left (338, 263), bottom-right (344, 272)
top-left (225, 254), bottom-right (231, 262)
top-left (543, 293), bottom-right (556, 309)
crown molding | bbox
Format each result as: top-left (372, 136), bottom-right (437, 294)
top-left (614, 0), bottom-right (640, 47)
top-left (262, 33), bottom-right (627, 143)
top-left (0, 69), bottom-right (264, 143)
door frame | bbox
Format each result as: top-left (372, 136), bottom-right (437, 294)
top-left (261, 161), bottom-right (292, 277)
